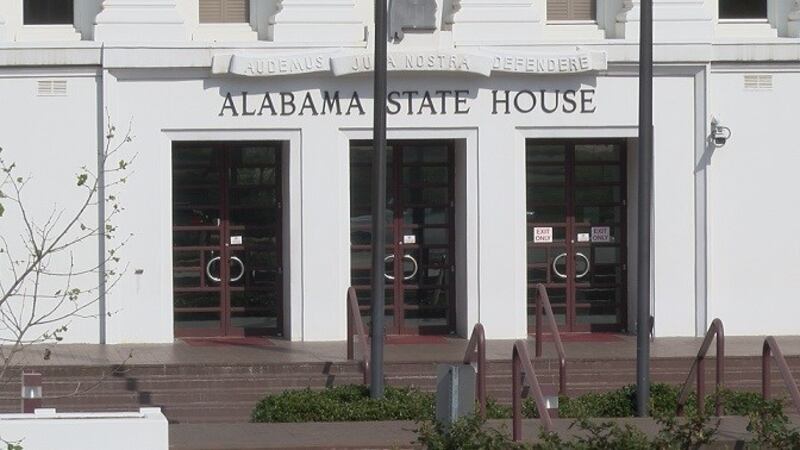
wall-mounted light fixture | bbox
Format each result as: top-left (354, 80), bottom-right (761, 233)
top-left (711, 116), bottom-right (732, 147)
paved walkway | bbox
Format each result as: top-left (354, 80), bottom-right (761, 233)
top-left (169, 416), bottom-right (799, 449)
top-left (11, 334), bottom-right (800, 368)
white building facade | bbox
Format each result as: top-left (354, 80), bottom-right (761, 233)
top-left (0, 0), bottom-right (798, 344)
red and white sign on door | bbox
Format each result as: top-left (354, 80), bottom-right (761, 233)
top-left (533, 227), bottom-right (553, 243)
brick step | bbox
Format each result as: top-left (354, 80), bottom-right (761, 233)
top-left (2, 365), bottom-right (787, 398)
top-left (1, 367), bottom-right (785, 399)
top-left (9, 358), bottom-right (795, 383)
top-left (4, 362), bottom-right (366, 378)
top-left (4, 355), bottom-right (796, 424)
top-left (0, 372), bottom-right (367, 393)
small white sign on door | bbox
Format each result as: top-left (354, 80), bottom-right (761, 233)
top-left (591, 226), bottom-right (611, 243)
top-left (403, 234), bottom-right (416, 244)
top-left (577, 232), bottom-right (590, 243)
top-left (533, 227), bottom-right (553, 244)
top-left (230, 235), bottom-right (243, 245)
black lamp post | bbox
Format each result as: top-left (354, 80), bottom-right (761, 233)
top-left (636, 0), bottom-right (654, 417)
top-left (370, 0), bottom-right (388, 399)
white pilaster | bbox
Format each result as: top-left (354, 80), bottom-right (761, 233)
top-left (269, 0), bottom-right (364, 44)
top-left (789, 0), bottom-right (800, 38)
top-left (616, 0), bottom-right (712, 41)
top-left (94, 0), bottom-right (188, 42)
top-left (0, 14), bottom-right (6, 41)
top-left (449, 0), bottom-right (541, 45)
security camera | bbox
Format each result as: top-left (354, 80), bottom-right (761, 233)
top-left (710, 116), bottom-right (732, 147)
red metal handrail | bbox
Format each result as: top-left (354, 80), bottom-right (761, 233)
top-left (676, 318), bottom-right (725, 416)
top-left (462, 323), bottom-right (487, 417)
top-left (532, 284), bottom-right (567, 395)
top-left (346, 287), bottom-right (370, 385)
top-left (762, 336), bottom-right (800, 416)
top-left (512, 340), bottom-right (553, 440)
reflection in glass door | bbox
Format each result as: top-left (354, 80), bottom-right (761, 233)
top-left (350, 140), bottom-right (456, 335)
top-left (172, 142), bottom-right (283, 337)
top-left (526, 140), bottom-right (627, 332)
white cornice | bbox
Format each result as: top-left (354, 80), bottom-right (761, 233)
top-left (0, 40), bottom-right (799, 69)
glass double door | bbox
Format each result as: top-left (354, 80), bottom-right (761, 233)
top-left (526, 140), bottom-right (627, 332)
top-left (172, 142), bottom-right (283, 337)
top-left (350, 141), bottom-right (456, 335)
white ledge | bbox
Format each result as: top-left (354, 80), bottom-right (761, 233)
top-left (193, 24), bottom-right (258, 43)
top-left (15, 25), bottom-right (82, 42)
top-left (0, 40), bottom-right (797, 69)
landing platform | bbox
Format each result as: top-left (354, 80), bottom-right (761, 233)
top-left (169, 416), bottom-right (800, 449)
top-left (10, 334), bottom-right (800, 368)
top-left (3, 335), bottom-right (800, 423)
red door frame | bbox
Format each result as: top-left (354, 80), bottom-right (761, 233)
top-left (172, 141), bottom-right (283, 338)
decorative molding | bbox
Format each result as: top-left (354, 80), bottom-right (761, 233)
top-left (94, 0), bottom-right (188, 42)
top-left (211, 49), bottom-right (608, 77)
top-left (269, 0), bottom-right (364, 43)
top-left (616, 0), bottom-right (712, 41)
top-left (789, 0), bottom-right (800, 37)
top-left (448, 0), bottom-right (542, 45)
top-left (193, 24), bottom-right (258, 42)
top-left (16, 25), bottom-right (82, 42)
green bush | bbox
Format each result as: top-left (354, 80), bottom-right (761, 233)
top-left (251, 385), bottom-right (434, 422)
top-left (744, 396), bottom-right (800, 449)
top-left (653, 408), bottom-right (719, 450)
top-left (485, 397), bottom-right (512, 419)
top-left (251, 383), bottom-right (793, 424)
top-left (416, 414), bottom-right (529, 450)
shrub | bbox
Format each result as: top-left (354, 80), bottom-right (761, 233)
top-left (485, 397), bottom-right (512, 419)
top-left (556, 385), bottom-right (637, 418)
top-left (566, 418), bottom-right (652, 450)
top-left (416, 414), bottom-right (529, 450)
top-left (251, 383), bottom-right (793, 424)
top-left (653, 408), bottom-right (719, 450)
top-left (251, 385), bottom-right (434, 422)
top-left (744, 397), bottom-right (800, 449)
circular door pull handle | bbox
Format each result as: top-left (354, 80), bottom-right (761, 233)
top-left (575, 252), bottom-right (591, 279)
top-left (402, 254), bottom-right (419, 281)
top-left (384, 254), bottom-right (396, 280)
top-left (551, 252), bottom-right (591, 279)
top-left (230, 256), bottom-right (245, 282)
top-left (206, 256), bottom-right (222, 283)
top-left (552, 253), bottom-right (567, 279)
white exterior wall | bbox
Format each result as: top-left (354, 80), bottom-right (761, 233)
top-left (0, 0), bottom-right (797, 343)
top-left (653, 74), bottom-right (697, 337)
top-left (707, 68), bottom-right (800, 335)
top-left (0, 408), bottom-right (168, 450)
top-left (0, 68), bottom-right (100, 343)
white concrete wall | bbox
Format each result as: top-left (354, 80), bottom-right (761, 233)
top-left (653, 75), bottom-right (697, 337)
top-left (93, 68), bottom-right (700, 341)
top-left (707, 68), bottom-right (800, 335)
top-left (0, 68), bottom-right (100, 343)
top-left (0, 408), bottom-right (167, 450)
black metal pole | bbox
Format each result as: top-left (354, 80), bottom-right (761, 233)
top-left (370, 0), bottom-right (388, 399)
top-left (636, 0), bottom-right (653, 417)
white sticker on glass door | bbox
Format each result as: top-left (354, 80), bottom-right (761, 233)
top-left (533, 227), bottom-right (553, 243)
top-left (591, 227), bottom-right (611, 243)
